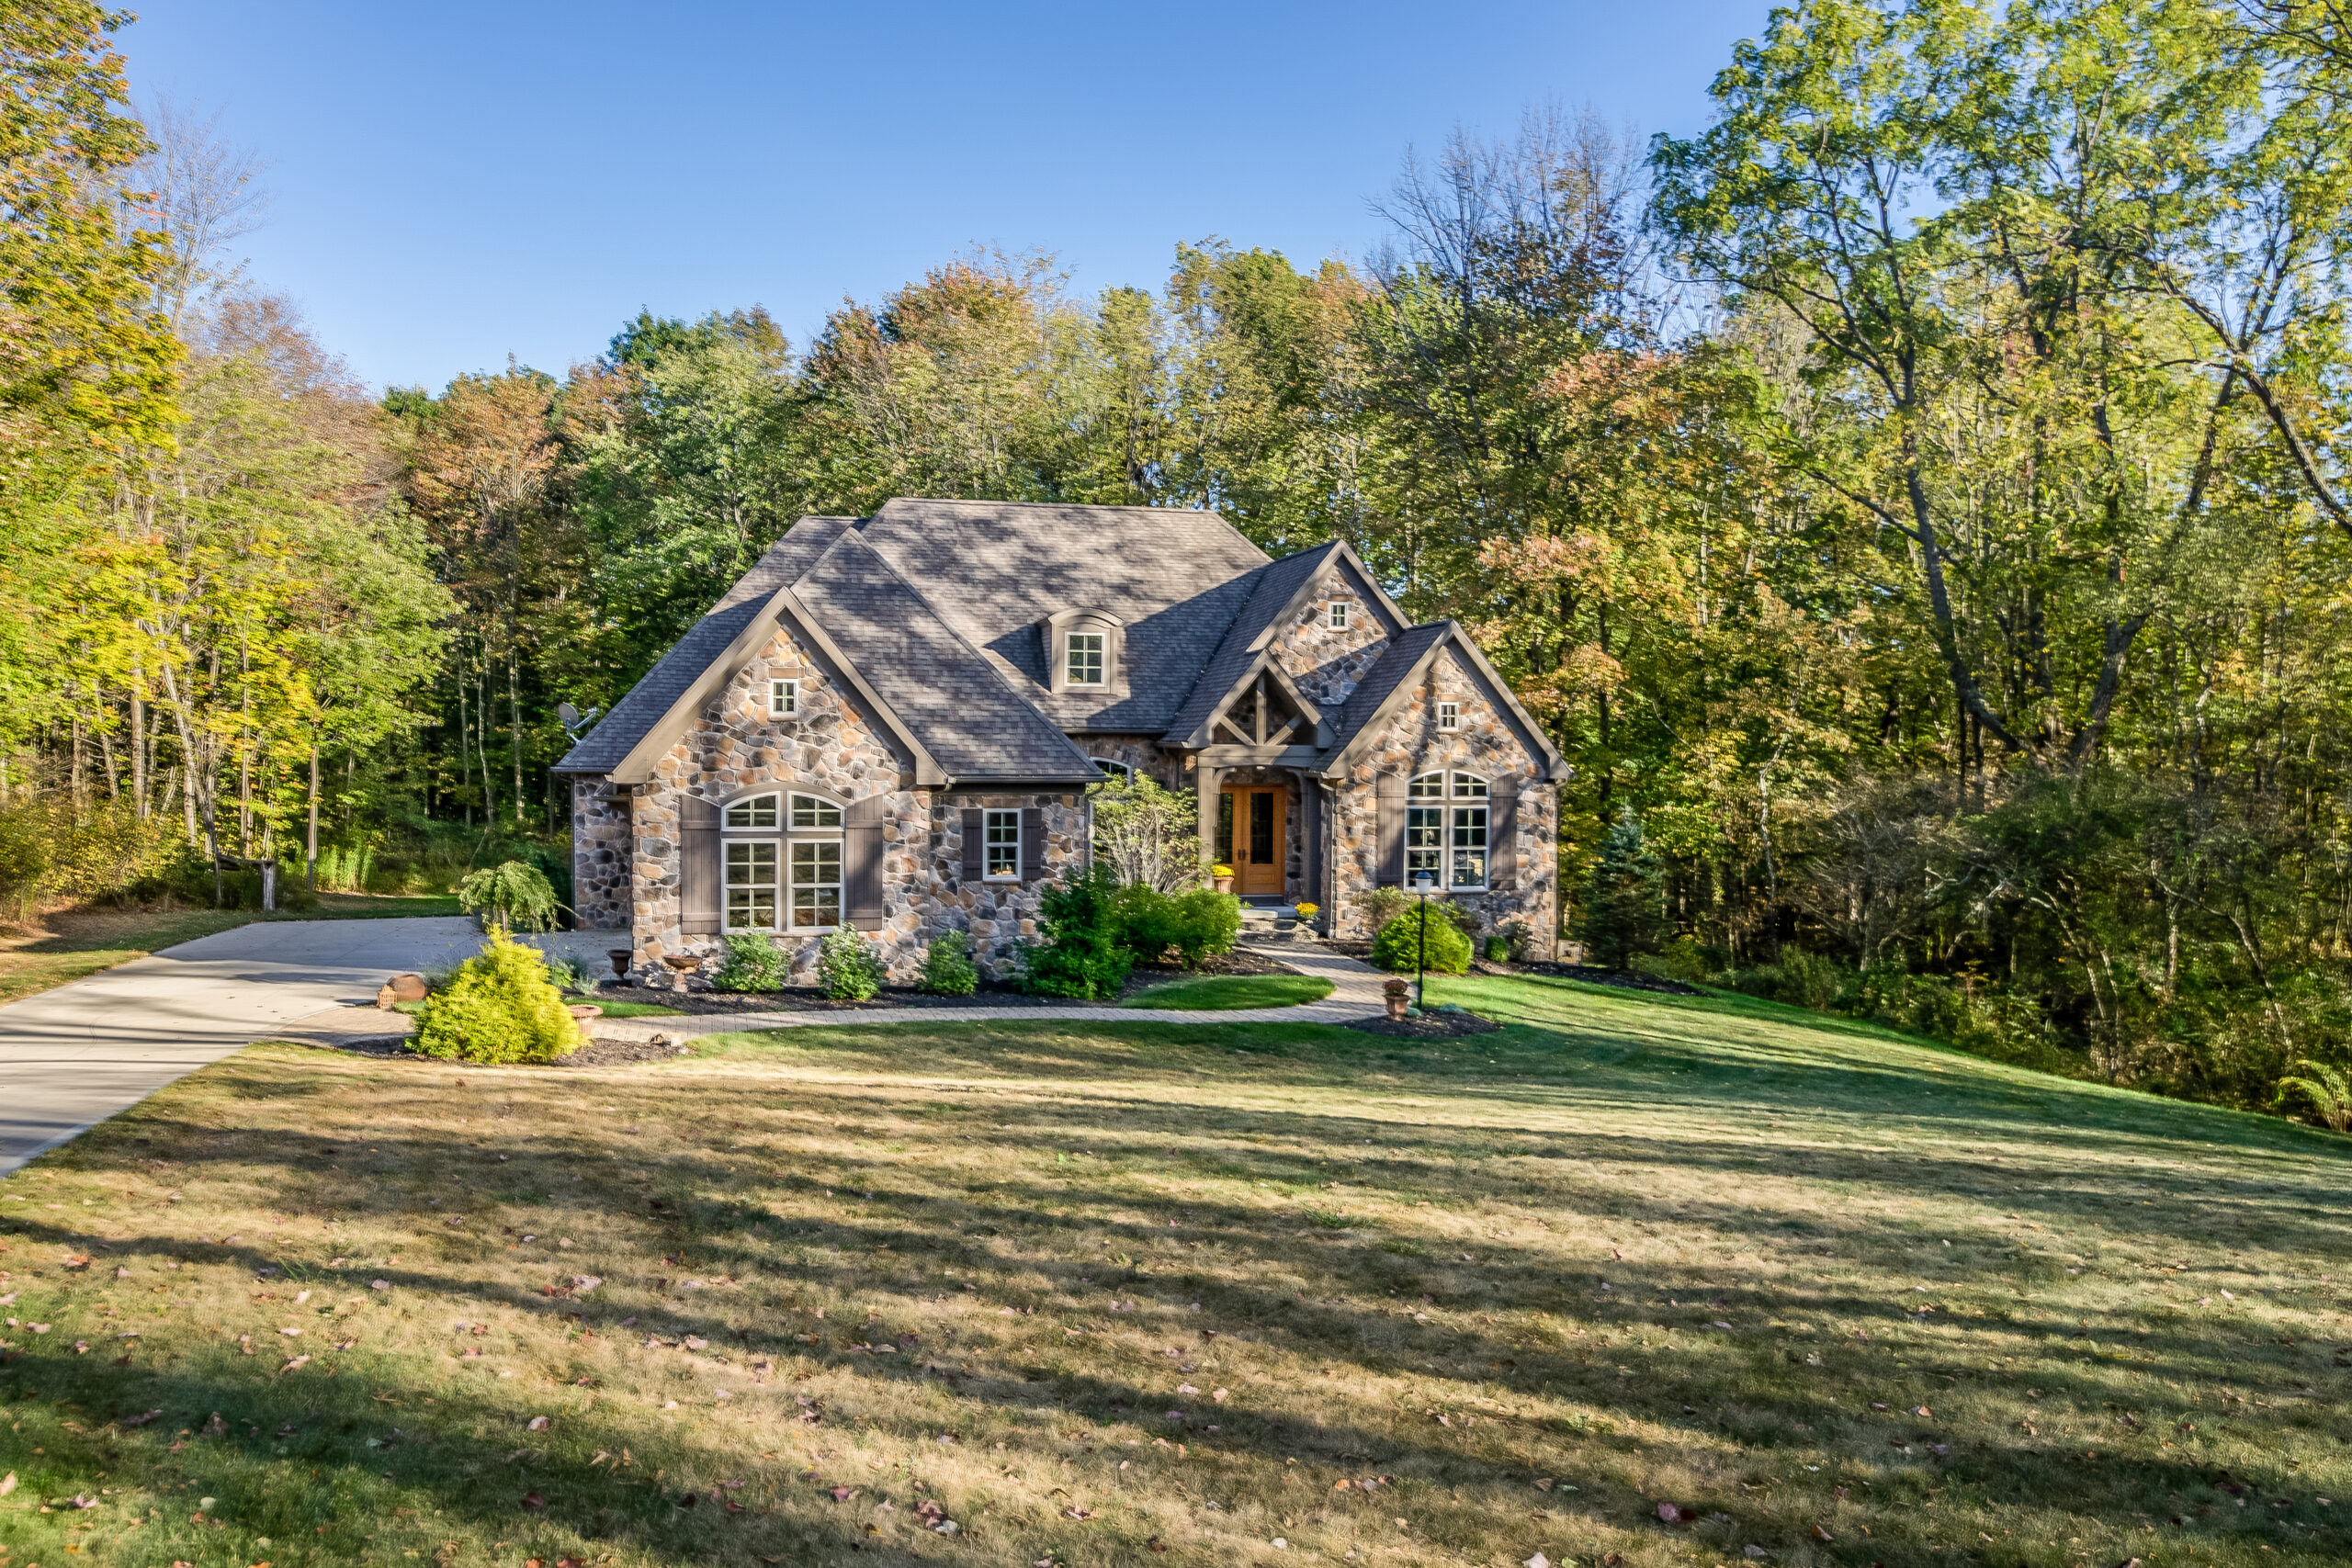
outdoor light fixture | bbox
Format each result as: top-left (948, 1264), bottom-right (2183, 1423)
top-left (1412, 869), bottom-right (1438, 1011)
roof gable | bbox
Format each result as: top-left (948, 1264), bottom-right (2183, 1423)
top-left (1321, 622), bottom-right (1569, 783)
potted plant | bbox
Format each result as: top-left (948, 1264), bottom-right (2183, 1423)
top-left (1295, 899), bottom-right (1320, 932)
top-left (1211, 863), bottom-right (1236, 894)
top-left (1383, 977), bottom-right (1411, 1021)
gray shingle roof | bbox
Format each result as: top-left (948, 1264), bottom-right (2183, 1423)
top-left (1317, 622), bottom-right (1451, 761)
top-left (790, 530), bottom-right (1101, 782)
top-left (1159, 541), bottom-right (1343, 742)
top-left (852, 499), bottom-right (1272, 733)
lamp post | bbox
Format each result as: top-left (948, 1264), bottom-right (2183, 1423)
top-left (1411, 870), bottom-right (1437, 1011)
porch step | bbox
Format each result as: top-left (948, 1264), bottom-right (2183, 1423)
top-left (1238, 902), bottom-right (1317, 941)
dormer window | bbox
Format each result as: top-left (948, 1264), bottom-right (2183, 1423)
top-left (1046, 608), bottom-right (1125, 694)
top-left (1067, 632), bottom-right (1105, 686)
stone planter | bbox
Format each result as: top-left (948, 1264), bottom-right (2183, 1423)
top-left (567, 1003), bottom-right (604, 1021)
top-left (608, 947), bottom-right (634, 979)
top-left (1213, 875), bottom-right (1235, 895)
top-left (1385, 993), bottom-right (1411, 1021)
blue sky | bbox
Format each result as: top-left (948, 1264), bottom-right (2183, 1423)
top-left (123, 2), bottom-right (1774, 391)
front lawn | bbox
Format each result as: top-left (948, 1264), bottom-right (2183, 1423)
top-left (1119, 973), bottom-right (1335, 1010)
top-left (0, 893), bottom-right (465, 1008)
top-left (0, 975), bottom-right (2346, 1568)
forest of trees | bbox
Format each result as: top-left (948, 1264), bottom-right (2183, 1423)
top-left (7, 0), bottom-right (2352, 1124)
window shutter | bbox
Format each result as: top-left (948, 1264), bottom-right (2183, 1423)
top-left (1487, 782), bottom-right (1518, 890)
top-left (844, 795), bottom-right (888, 931)
top-left (960, 807), bottom-right (983, 884)
top-left (1020, 807), bottom-right (1046, 881)
top-left (1375, 776), bottom-right (1406, 886)
top-left (679, 795), bottom-right (721, 934)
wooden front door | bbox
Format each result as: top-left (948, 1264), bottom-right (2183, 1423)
top-left (1222, 785), bottom-right (1287, 898)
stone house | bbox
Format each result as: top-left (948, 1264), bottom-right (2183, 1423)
top-left (554, 499), bottom-right (1567, 984)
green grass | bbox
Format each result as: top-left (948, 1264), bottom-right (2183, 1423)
top-left (580, 998), bottom-right (684, 1019)
top-left (1119, 972), bottom-right (1336, 1010)
top-left (0, 972), bottom-right (2346, 1568)
top-left (0, 892), bottom-right (464, 1007)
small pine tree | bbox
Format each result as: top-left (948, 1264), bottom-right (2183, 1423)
top-left (1578, 807), bottom-right (1665, 969)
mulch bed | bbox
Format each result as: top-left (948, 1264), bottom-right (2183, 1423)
top-left (1342, 1009), bottom-right (1504, 1040)
top-left (1498, 961), bottom-right (1703, 997)
top-left (593, 946), bottom-right (1299, 1014)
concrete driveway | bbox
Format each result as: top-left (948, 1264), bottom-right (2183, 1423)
top-left (0, 918), bottom-right (618, 1174)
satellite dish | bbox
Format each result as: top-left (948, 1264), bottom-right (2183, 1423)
top-left (557, 702), bottom-right (580, 728)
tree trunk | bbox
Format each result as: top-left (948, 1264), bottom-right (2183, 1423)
top-left (307, 741), bottom-right (321, 890)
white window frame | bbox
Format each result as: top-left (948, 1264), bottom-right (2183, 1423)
top-left (983, 808), bottom-right (1022, 880)
top-left (1329, 599), bottom-right (1351, 629)
top-left (721, 789), bottom-right (843, 932)
top-left (1066, 631), bottom-right (1106, 687)
top-left (769, 678), bottom-right (797, 716)
top-left (1437, 700), bottom-right (1460, 730)
top-left (1407, 771), bottom-right (1488, 891)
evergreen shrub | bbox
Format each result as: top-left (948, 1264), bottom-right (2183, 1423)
top-left (458, 860), bottom-right (564, 931)
top-left (1021, 865), bottom-right (1132, 998)
top-left (1578, 807), bottom-right (1665, 967)
top-left (1114, 883), bottom-right (1242, 966)
top-left (411, 928), bottom-right (582, 1065)
top-left (1371, 904), bottom-right (1472, 976)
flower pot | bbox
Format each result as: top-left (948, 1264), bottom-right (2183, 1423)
top-left (607, 947), bottom-right (633, 979)
top-left (1385, 995), bottom-right (1411, 1021)
top-left (567, 1004), bottom-right (603, 1021)
top-left (1213, 875), bottom-right (1235, 895)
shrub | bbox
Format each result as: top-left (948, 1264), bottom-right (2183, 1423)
top-left (1114, 883), bottom-right (1242, 967)
top-left (1022, 865), bottom-right (1132, 998)
top-left (458, 861), bottom-right (564, 932)
top-left (1483, 935), bottom-right (1510, 963)
top-left (710, 931), bottom-right (791, 993)
top-left (818, 927), bottom-right (887, 1000)
top-left (1634, 934), bottom-right (1713, 984)
top-left (1439, 900), bottom-right (1482, 941)
top-left (411, 928), bottom-right (582, 1065)
top-left (1371, 904), bottom-right (1473, 976)
top-left (919, 930), bottom-right (979, 996)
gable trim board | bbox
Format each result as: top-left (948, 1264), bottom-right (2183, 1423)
top-left (1170, 653), bottom-right (1327, 750)
top-left (1319, 620), bottom-right (1570, 784)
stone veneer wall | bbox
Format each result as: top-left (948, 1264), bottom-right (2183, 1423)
top-left (1326, 646), bottom-right (1558, 953)
top-left (571, 776), bottom-right (632, 931)
top-left (622, 620), bottom-right (1091, 986)
top-left (1272, 572), bottom-right (1389, 711)
top-left (1070, 734), bottom-right (1186, 790)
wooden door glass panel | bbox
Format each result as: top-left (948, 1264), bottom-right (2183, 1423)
top-left (1215, 791), bottom-right (1234, 866)
top-left (1248, 791), bottom-right (1276, 863)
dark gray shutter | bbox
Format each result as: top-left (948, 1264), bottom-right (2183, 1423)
top-left (844, 795), bottom-right (888, 931)
top-left (1375, 776), bottom-right (1406, 886)
top-left (960, 807), bottom-right (983, 884)
top-left (1020, 807), bottom-right (1046, 881)
top-left (1487, 782), bottom-right (1518, 890)
top-left (679, 795), bottom-right (722, 934)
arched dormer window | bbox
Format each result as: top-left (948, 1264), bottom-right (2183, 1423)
top-left (720, 788), bottom-right (843, 931)
top-left (1406, 772), bottom-right (1488, 890)
top-left (1046, 607), bottom-right (1125, 694)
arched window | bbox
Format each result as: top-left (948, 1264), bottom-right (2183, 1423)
top-left (1407, 772), bottom-right (1488, 890)
top-left (721, 789), bottom-right (842, 931)
top-left (1090, 757), bottom-right (1136, 785)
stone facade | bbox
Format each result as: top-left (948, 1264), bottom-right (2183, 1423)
top-left (616, 621), bottom-right (1090, 987)
top-left (1072, 734), bottom-right (1187, 790)
top-left (571, 775), bottom-right (632, 931)
top-left (1324, 646), bottom-right (1558, 952)
top-left (1272, 573), bottom-right (1389, 711)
